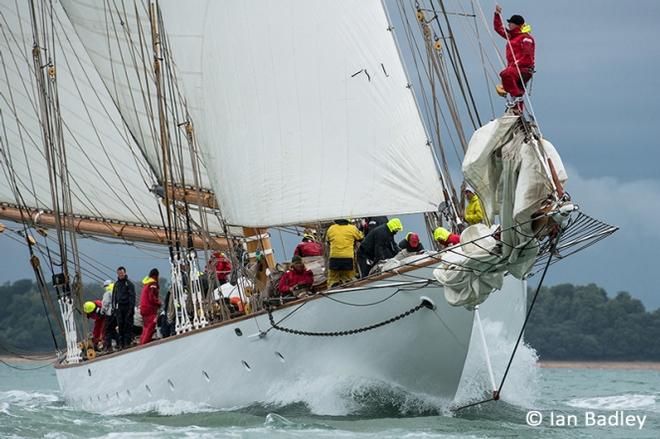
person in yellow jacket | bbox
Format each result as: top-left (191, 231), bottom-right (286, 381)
top-left (464, 188), bottom-right (485, 225)
top-left (325, 219), bottom-right (364, 287)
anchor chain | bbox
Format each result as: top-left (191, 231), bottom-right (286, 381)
top-left (266, 299), bottom-right (434, 337)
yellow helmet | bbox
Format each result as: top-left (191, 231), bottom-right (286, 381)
top-left (386, 218), bottom-right (403, 233)
top-left (83, 301), bottom-right (96, 314)
top-left (433, 227), bottom-right (450, 242)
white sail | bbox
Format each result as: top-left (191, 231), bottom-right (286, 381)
top-left (0, 2), bottom-right (224, 234)
top-left (58, 0), bottom-right (210, 190)
top-left (158, 0), bottom-right (445, 227)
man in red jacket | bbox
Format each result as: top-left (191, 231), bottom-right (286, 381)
top-left (494, 5), bottom-right (535, 107)
top-left (433, 227), bottom-right (461, 249)
top-left (278, 256), bottom-right (314, 297)
top-left (139, 268), bottom-right (161, 345)
top-left (293, 233), bottom-right (323, 258)
top-left (83, 300), bottom-right (105, 350)
top-left (212, 251), bottom-right (232, 285)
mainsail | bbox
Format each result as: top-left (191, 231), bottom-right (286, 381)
top-left (58, 0), bottom-right (209, 189)
top-left (156, 0), bottom-right (445, 227)
top-left (0, 2), bottom-right (228, 239)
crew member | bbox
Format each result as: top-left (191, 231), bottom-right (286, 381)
top-left (277, 256), bottom-right (314, 297)
top-left (325, 219), bottom-right (364, 287)
top-left (83, 300), bottom-right (105, 350)
top-left (212, 252), bottom-right (232, 285)
top-left (293, 233), bottom-right (323, 257)
top-left (433, 227), bottom-right (461, 248)
top-left (112, 266), bottom-right (136, 350)
top-left (464, 188), bottom-right (485, 225)
top-left (357, 218), bottom-right (403, 277)
top-left (494, 4), bottom-right (535, 112)
top-left (360, 216), bottom-right (388, 236)
top-left (398, 232), bottom-right (424, 253)
top-left (139, 268), bottom-right (161, 345)
top-left (100, 280), bottom-right (118, 352)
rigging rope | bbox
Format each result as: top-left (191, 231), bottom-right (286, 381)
top-left (453, 235), bottom-right (557, 412)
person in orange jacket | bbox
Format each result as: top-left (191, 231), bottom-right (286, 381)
top-left (139, 268), bottom-right (161, 345)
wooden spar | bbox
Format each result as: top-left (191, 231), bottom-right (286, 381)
top-left (242, 227), bottom-right (276, 298)
top-left (165, 184), bottom-right (219, 209)
top-left (242, 227), bottom-right (276, 268)
top-left (547, 158), bottom-right (565, 198)
top-left (0, 204), bottom-right (230, 250)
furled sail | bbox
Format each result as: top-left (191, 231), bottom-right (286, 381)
top-left (157, 0), bottom-right (445, 227)
top-left (0, 2), bottom-right (227, 238)
top-left (435, 116), bottom-right (568, 308)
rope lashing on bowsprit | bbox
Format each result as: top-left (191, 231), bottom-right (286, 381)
top-left (266, 298), bottom-right (435, 337)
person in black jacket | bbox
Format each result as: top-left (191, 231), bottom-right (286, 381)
top-left (357, 218), bottom-right (403, 277)
top-left (112, 266), bottom-right (136, 349)
top-left (360, 216), bottom-right (388, 236)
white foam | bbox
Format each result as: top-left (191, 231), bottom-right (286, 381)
top-left (567, 394), bottom-right (656, 410)
top-left (0, 390), bottom-right (60, 408)
top-left (454, 317), bottom-right (539, 409)
top-left (262, 373), bottom-right (451, 416)
top-left (103, 398), bottom-right (216, 416)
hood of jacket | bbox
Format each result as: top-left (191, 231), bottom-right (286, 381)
top-left (142, 276), bottom-right (157, 285)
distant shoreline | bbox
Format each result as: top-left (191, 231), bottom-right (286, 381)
top-left (539, 360), bottom-right (660, 370)
top-left (0, 354), bottom-right (56, 364)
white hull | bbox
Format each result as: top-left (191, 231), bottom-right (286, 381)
top-left (55, 266), bottom-right (525, 412)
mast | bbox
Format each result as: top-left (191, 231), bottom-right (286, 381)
top-left (27, 0), bottom-right (83, 363)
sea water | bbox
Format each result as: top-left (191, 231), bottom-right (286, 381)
top-left (1, 356), bottom-right (658, 439)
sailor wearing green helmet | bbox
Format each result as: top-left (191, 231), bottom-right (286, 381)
top-left (433, 227), bottom-right (461, 248)
top-left (357, 218), bottom-right (403, 277)
top-left (83, 299), bottom-right (105, 350)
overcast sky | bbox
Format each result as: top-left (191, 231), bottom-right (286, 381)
top-left (1, 1), bottom-right (659, 308)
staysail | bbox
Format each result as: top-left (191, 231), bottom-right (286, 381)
top-left (156, 0), bottom-right (445, 227)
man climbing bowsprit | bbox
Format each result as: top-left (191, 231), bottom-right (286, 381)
top-left (494, 4), bottom-right (535, 113)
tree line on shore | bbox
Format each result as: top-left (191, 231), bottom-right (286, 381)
top-left (0, 279), bottom-right (658, 360)
top-left (525, 283), bottom-right (660, 360)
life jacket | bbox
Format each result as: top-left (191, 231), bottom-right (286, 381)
top-left (229, 296), bottom-right (244, 313)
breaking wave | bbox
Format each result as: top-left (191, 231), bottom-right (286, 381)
top-left (260, 374), bottom-right (452, 417)
top-left (454, 317), bottom-right (539, 410)
top-left (0, 390), bottom-right (60, 410)
top-left (104, 399), bottom-right (217, 416)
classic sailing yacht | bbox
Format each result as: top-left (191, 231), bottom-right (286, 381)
top-left (0, 0), bottom-right (615, 412)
